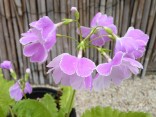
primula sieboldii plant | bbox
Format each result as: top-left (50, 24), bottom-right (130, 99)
top-left (0, 61), bottom-right (32, 101)
top-left (0, 7), bottom-right (149, 102)
top-left (19, 7), bottom-right (149, 91)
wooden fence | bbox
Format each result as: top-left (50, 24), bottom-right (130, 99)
top-left (0, 0), bottom-right (156, 85)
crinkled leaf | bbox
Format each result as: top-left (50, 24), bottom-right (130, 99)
top-left (40, 94), bottom-right (58, 117)
top-left (81, 106), bottom-right (152, 117)
top-left (0, 69), bottom-right (15, 116)
top-left (13, 99), bottom-right (52, 117)
top-left (58, 86), bottom-right (74, 117)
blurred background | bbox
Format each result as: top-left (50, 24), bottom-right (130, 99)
top-left (0, 0), bottom-right (156, 85)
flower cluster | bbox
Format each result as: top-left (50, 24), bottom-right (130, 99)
top-left (47, 53), bottom-right (95, 90)
top-left (78, 12), bottom-right (117, 46)
top-left (20, 16), bottom-right (57, 63)
top-left (0, 7), bottom-right (149, 101)
top-left (18, 7), bottom-right (149, 91)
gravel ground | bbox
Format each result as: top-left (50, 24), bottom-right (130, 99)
top-left (75, 75), bottom-right (156, 117)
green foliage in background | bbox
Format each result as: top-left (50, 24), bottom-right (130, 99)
top-left (13, 99), bottom-right (53, 117)
top-left (58, 86), bottom-right (75, 117)
top-left (40, 94), bottom-right (58, 117)
top-left (0, 69), bottom-right (15, 117)
top-left (81, 106), bottom-right (152, 117)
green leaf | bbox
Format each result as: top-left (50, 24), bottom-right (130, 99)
top-left (0, 106), bottom-right (5, 117)
top-left (40, 94), bottom-right (58, 117)
top-left (0, 69), bottom-right (15, 116)
top-left (58, 86), bottom-right (75, 117)
top-left (81, 106), bottom-right (152, 117)
top-left (13, 99), bottom-right (52, 117)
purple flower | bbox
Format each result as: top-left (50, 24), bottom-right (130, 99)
top-left (93, 51), bottom-right (143, 91)
top-left (9, 81), bottom-right (32, 101)
top-left (115, 27), bottom-right (149, 59)
top-left (0, 60), bottom-right (12, 70)
top-left (24, 82), bottom-right (32, 94)
top-left (47, 53), bottom-right (95, 90)
top-left (78, 12), bottom-right (117, 46)
top-left (20, 16), bottom-right (56, 63)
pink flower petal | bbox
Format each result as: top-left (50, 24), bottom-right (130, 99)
top-left (91, 12), bottom-right (102, 27)
top-left (78, 26), bottom-right (91, 37)
top-left (93, 74), bottom-right (111, 91)
top-left (30, 16), bottom-right (56, 39)
top-left (91, 33), bottom-right (105, 46)
top-left (96, 63), bottom-right (112, 76)
top-left (70, 74), bottom-right (84, 90)
top-left (120, 37), bottom-right (138, 53)
top-left (0, 60), bottom-right (12, 70)
top-left (60, 54), bottom-right (78, 75)
top-left (24, 82), bottom-right (32, 94)
top-left (61, 74), bottom-right (71, 86)
top-left (76, 58), bottom-right (95, 77)
top-left (20, 29), bottom-right (40, 45)
top-left (44, 31), bottom-right (56, 51)
top-left (9, 82), bottom-right (23, 101)
top-left (125, 27), bottom-right (149, 44)
top-left (52, 67), bottom-right (63, 84)
top-left (23, 43), bottom-right (41, 57)
top-left (47, 53), bottom-right (67, 68)
top-left (111, 51), bottom-right (124, 65)
top-left (84, 75), bottom-right (93, 90)
top-left (123, 58), bottom-right (143, 69)
top-left (110, 67), bottom-right (125, 85)
top-left (30, 44), bottom-right (48, 63)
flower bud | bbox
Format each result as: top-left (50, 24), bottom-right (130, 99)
top-left (26, 68), bottom-right (30, 74)
top-left (0, 60), bottom-right (12, 70)
top-left (104, 27), bottom-right (113, 35)
top-left (71, 7), bottom-right (77, 13)
top-left (71, 7), bottom-right (79, 20)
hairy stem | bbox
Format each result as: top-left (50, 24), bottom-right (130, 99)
top-left (89, 34), bottom-right (108, 42)
top-left (57, 34), bottom-right (78, 42)
top-left (102, 52), bottom-right (111, 62)
top-left (76, 21), bottom-right (83, 41)
top-left (55, 22), bottom-right (64, 27)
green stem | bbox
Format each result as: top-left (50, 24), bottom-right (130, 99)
top-left (89, 34), bottom-right (109, 43)
top-left (83, 26), bottom-right (104, 41)
top-left (24, 94), bottom-right (27, 99)
top-left (57, 34), bottom-right (78, 43)
top-left (77, 21), bottom-right (83, 41)
top-left (88, 45), bottom-right (112, 61)
top-left (66, 89), bottom-right (76, 117)
top-left (9, 107), bottom-right (14, 117)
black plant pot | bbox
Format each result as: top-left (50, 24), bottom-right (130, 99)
top-left (8, 87), bottom-right (76, 117)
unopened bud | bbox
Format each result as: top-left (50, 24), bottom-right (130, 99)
top-left (104, 27), bottom-right (113, 35)
top-left (71, 7), bottom-right (79, 20)
top-left (71, 7), bottom-right (77, 13)
top-left (26, 68), bottom-right (30, 74)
